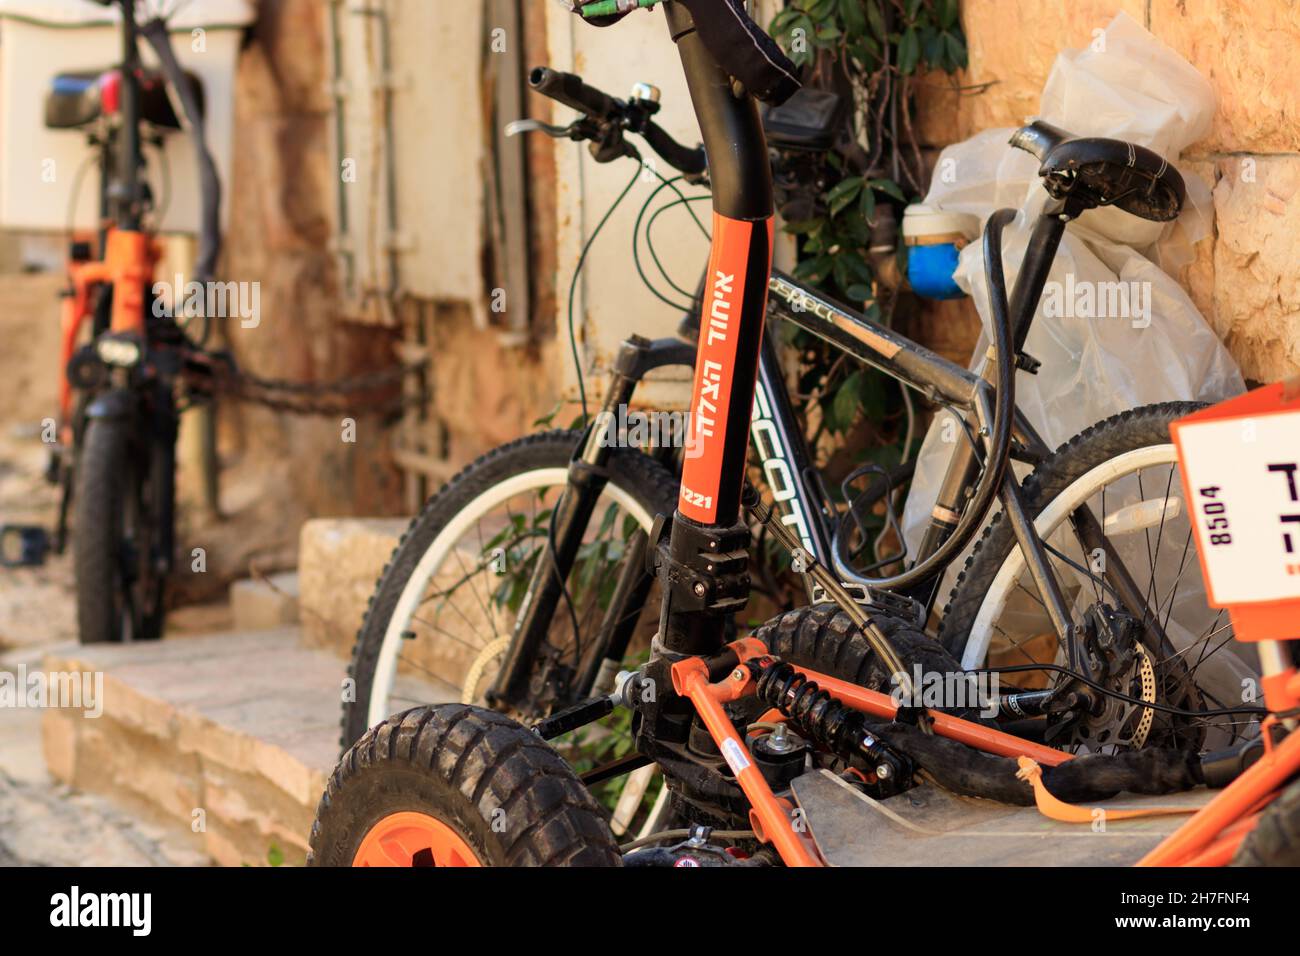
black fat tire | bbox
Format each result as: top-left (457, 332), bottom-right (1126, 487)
top-left (341, 430), bottom-right (680, 751)
top-left (310, 704), bottom-right (622, 867)
top-left (755, 602), bottom-right (966, 692)
top-left (1232, 776), bottom-right (1300, 866)
top-left (74, 419), bottom-right (129, 644)
top-left (938, 403), bottom-right (1204, 660)
top-left (74, 418), bottom-right (166, 645)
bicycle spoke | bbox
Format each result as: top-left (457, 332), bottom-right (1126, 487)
top-left (389, 648), bottom-right (449, 684)
top-left (1013, 578), bottom-right (1048, 613)
top-left (991, 622), bottom-right (1048, 671)
top-left (1153, 610), bottom-right (1231, 671)
top-left (450, 543), bottom-right (506, 643)
top-left (1157, 527), bottom-right (1196, 635)
top-left (409, 614), bottom-right (490, 655)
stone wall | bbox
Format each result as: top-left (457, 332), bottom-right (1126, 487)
top-left (174, 0), bottom-right (409, 600)
top-left (5, 2), bottom-right (1293, 601)
top-left (915, 0), bottom-right (1300, 384)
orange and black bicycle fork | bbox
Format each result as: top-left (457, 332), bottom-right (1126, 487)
top-left (58, 0), bottom-right (153, 431)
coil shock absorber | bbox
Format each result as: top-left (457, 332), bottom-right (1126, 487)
top-left (754, 660), bottom-right (913, 797)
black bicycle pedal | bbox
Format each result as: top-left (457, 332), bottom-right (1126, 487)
top-left (0, 525), bottom-right (51, 568)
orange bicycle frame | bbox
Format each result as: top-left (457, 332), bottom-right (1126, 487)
top-left (58, 228), bottom-right (158, 430)
top-left (1139, 640), bottom-right (1300, 866)
top-left (670, 635), bottom-right (1297, 868)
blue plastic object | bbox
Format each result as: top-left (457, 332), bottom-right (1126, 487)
top-left (907, 243), bottom-right (964, 300)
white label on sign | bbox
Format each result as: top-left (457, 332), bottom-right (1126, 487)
top-left (720, 737), bottom-right (752, 776)
top-left (1176, 411), bottom-right (1300, 605)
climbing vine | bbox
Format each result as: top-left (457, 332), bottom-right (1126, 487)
top-left (732, 0), bottom-right (972, 603)
top-left (766, 0), bottom-right (968, 445)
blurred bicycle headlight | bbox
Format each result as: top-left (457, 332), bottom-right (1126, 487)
top-left (96, 337), bottom-right (142, 368)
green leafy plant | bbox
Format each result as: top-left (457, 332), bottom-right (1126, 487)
top-left (766, 0), bottom-right (967, 448)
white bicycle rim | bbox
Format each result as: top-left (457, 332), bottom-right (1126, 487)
top-left (961, 444), bottom-right (1186, 670)
top-left (369, 467), bottom-right (656, 728)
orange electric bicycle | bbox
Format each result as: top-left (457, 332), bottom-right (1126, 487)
top-left (25, 0), bottom-right (224, 643)
top-left (307, 0), bottom-right (1299, 868)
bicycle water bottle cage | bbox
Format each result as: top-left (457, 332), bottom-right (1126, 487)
top-left (1010, 120), bottom-right (1186, 223)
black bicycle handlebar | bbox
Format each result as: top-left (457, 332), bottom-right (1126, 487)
top-left (640, 121), bottom-right (707, 177)
top-left (530, 67), bottom-right (622, 122)
top-left (529, 67), bottom-right (706, 177)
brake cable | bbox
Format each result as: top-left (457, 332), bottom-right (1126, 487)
top-left (565, 161), bottom-right (643, 424)
top-left (631, 176), bottom-right (699, 311)
top-left (645, 192), bottom-right (712, 299)
top-left (975, 662), bottom-right (1266, 720)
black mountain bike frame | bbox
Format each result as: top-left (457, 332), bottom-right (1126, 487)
top-left (490, 0), bottom-right (1169, 711)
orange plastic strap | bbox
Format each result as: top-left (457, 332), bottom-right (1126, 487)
top-left (1015, 757), bottom-right (1200, 823)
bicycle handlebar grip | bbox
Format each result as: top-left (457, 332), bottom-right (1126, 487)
top-left (529, 67), bottom-right (621, 122)
top-left (642, 120), bottom-right (707, 177)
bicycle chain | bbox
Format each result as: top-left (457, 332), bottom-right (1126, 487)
top-left (192, 350), bottom-right (429, 418)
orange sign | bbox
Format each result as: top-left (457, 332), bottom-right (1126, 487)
top-left (1170, 377), bottom-right (1300, 641)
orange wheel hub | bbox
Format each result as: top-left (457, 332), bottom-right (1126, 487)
top-left (352, 811), bottom-right (483, 867)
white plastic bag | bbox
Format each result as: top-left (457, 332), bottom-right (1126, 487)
top-left (901, 11), bottom-right (1244, 559)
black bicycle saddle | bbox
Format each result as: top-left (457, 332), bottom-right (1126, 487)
top-left (1010, 120), bottom-right (1186, 222)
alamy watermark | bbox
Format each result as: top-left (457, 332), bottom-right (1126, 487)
top-left (50, 886), bottom-right (150, 936)
top-left (152, 275), bottom-right (261, 329)
top-left (1041, 275), bottom-right (1152, 329)
top-left (0, 666), bottom-right (103, 718)
top-left (594, 405), bottom-right (703, 458)
top-left (889, 665), bottom-right (1000, 718)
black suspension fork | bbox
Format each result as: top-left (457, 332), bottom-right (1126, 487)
top-left (488, 356), bottom-right (640, 709)
top-left (149, 378), bottom-right (179, 578)
top-left (573, 336), bottom-right (698, 698)
top-left (492, 329), bottom-right (699, 707)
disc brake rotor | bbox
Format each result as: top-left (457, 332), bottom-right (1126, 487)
top-left (1065, 642), bottom-right (1156, 753)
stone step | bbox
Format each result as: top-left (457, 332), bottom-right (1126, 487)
top-left (37, 627), bottom-right (419, 867)
top-left (230, 572), bottom-right (300, 632)
top-left (297, 517), bottom-right (513, 694)
top-left (0, 645), bottom-right (210, 867)
top-left (298, 518), bottom-right (408, 660)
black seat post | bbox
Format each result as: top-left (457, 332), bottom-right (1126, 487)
top-left (1006, 206), bottom-right (1069, 354)
top-left (116, 0), bottom-right (144, 231)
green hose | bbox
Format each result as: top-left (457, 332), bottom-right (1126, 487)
top-left (581, 0), bottom-right (661, 19)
